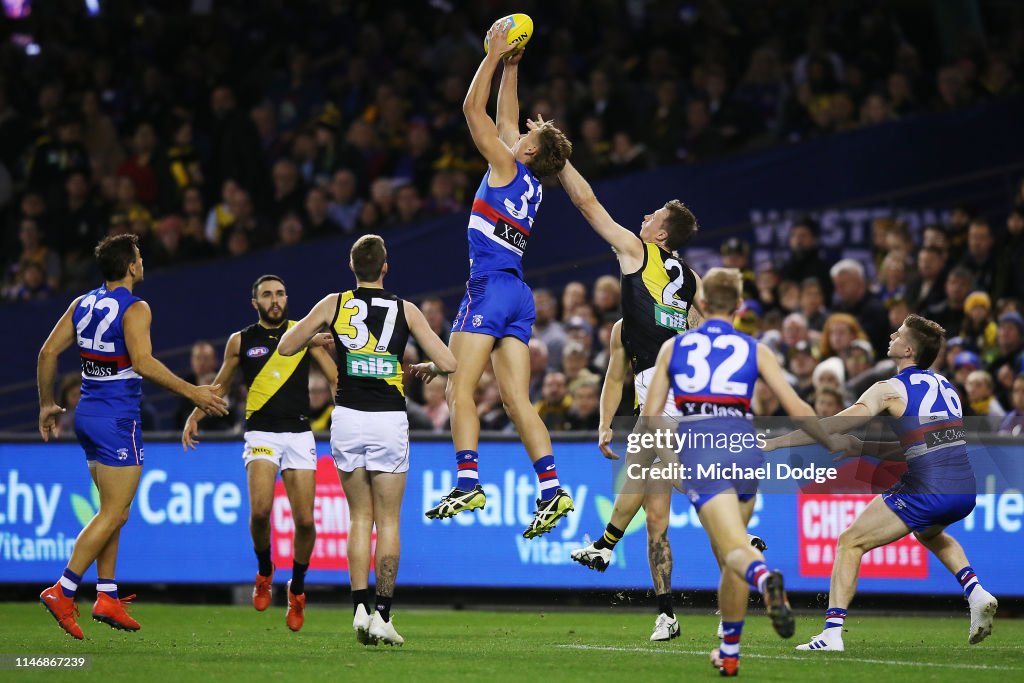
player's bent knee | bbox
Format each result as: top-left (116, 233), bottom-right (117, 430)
top-left (837, 526), bottom-right (868, 553)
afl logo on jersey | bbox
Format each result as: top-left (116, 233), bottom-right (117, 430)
top-left (247, 346), bottom-right (270, 358)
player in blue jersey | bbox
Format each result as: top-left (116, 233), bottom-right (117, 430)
top-left (421, 20), bottom-right (573, 538)
top-left (765, 314), bottom-right (999, 652)
top-left (642, 268), bottom-right (836, 676)
top-left (36, 234), bottom-right (228, 639)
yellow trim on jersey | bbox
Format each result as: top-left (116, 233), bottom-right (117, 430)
top-left (641, 242), bottom-right (689, 331)
top-left (332, 291), bottom-right (405, 396)
top-left (246, 321), bottom-right (307, 418)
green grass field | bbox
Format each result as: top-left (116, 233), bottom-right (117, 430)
top-left (1, 602), bottom-right (1021, 682)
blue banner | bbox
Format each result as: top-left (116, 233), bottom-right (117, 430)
top-left (1, 440), bottom-right (1022, 595)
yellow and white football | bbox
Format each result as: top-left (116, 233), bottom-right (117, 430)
top-left (483, 13), bottom-right (533, 54)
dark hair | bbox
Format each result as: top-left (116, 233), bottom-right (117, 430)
top-left (350, 234), bottom-right (387, 281)
top-left (252, 274), bottom-right (286, 298)
top-left (662, 200), bottom-right (698, 250)
top-left (528, 122), bottom-right (573, 178)
top-left (95, 234), bottom-right (140, 281)
top-left (903, 314), bottom-right (945, 368)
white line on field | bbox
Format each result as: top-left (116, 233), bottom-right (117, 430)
top-left (556, 645), bottom-right (1022, 671)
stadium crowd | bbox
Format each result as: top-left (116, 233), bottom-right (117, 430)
top-left (2, 0), bottom-right (1022, 300)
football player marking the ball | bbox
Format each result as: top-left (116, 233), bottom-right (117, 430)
top-left (642, 268), bottom-right (836, 676)
top-left (280, 235), bottom-right (457, 646)
top-left (765, 314), bottom-right (998, 652)
top-left (420, 18), bottom-right (574, 539)
top-left (182, 275), bottom-right (337, 632)
top-left (37, 234), bottom-right (228, 639)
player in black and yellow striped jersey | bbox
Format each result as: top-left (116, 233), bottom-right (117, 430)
top-left (279, 235), bottom-right (455, 646)
top-left (557, 160), bottom-right (703, 642)
top-left (182, 274), bottom-right (337, 632)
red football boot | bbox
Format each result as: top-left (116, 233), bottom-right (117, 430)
top-left (285, 580), bottom-right (305, 632)
top-left (92, 593), bottom-right (141, 631)
top-left (253, 566), bottom-right (274, 611)
top-left (39, 584), bottom-right (84, 640)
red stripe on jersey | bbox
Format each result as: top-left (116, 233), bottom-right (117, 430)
top-left (471, 199), bottom-right (529, 235)
top-left (896, 418), bottom-right (962, 448)
top-left (79, 349), bottom-right (131, 367)
top-left (673, 394), bottom-right (752, 410)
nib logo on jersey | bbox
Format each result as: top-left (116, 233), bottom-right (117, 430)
top-left (0, 469), bottom-right (75, 564)
top-left (346, 353), bottom-right (398, 378)
top-left (422, 470), bottom-right (587, 566)
top-left (271, 457), bottom-right (375, 571)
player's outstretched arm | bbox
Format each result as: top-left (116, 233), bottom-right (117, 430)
top-left (405, 301), bottom-right (457, 381)
top-left (465, 20), bottom-right (518, 184)
top-left (598, 319), bottom-right (626, 459)
top-left (183, 332), bottom-right (241, 450)
top-left (557, 160), bottom-right (644, 267)
top-left (278, 294), bottom-right (338, 357)
top-left (688, 270), bottom-right (705, 329)
top-left (37, 296), bottom-right (82, 441)
top-left (496, 48), bottom-right (524, 147)
top-left (123, 301), bottom-right (228, 416)
top-left (756, 343), bottom-right (839, 452)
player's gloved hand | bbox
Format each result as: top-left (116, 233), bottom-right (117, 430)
top-left (192, 384), bottom-right (229, 416)
top-left (38, 403), bottom-right (65, 442)
top-left (182, 413), bottom-right (201, 451)
top-left (485, 19), bottom-right (515, 59)
top-left (831, 434), bottom-right (864, 462)
top-left (598, 427), bottom-right (619, 460)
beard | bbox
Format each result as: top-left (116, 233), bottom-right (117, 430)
top-left (257, 302), bottom-right (288, 325)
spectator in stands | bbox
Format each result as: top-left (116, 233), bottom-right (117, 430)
top-left (994, 206), bottom-right (1024, 302)
top-left (533, 289), bottom-right (566, 370)
top-left (394, 184), bottom-right (425, 225)
top-left (421, 376), bottom-right (450, 432)
top-left (117, 121), bottom-right (167, 209)
top-left (304, 186), bottom-right (342, 239)
top-left (80, 90), bottom-right (123, 179)
top-left (788, 340), bottom-right (819, 400)
top-left (998, 374), bottom-right (1024, 435)
top-left (423, 170), bottom-right (462, 216)
top-left (562, 342), bottom-right (601, 393)
top-left (844, 338), bottom-right (895, 396)
top-left (269, 159), bottom-right (305, 224)
top-left (476, 372), bottom-right (509, 432)
top-left (7, 261), bottom-right (52, 301)
top-left (930, 266), bottom-right (973, 333)
top-left (13, 217), bottom-right (61, 291)
top-left (308, 371), bottom-right (333, 432)
top-left (814, 386), bottom-right (845, 417)
top-left (528, 339), bottom-right (549, 402)
top-left (176, 340), bottom-right (237, 431)
top-left (592, 275), bottom-right (621, 322)
top-left (830, 258), bottom-right (889, 354)
top-left (812, 355), bottom-right (846, 395)
top-left (721, 238), bottom-right (757, 298)
top-left (959, 218), bottom-right (996, 292)
top-left (571, 115), bottom-right (611, 180)
top-left (952, 350), bottom-right (981, 388)
top-left (820, 312), bottom-right (868, 360)
top-left (566, 379), bottom-right (601, 431)
top-left (990, 312), bottom-right (1024, 397)
top-left (798, 277), bottom-right (829, 332)
top-left (57, 372), bottom-right (81, 433)
top-left (327, 168), bottom-right (363, 233)
top-left (208, 85), bottom-right (266, 198)
top-left (752, 379), bottom-right (786, 417)
top-left (276, 212), bottom-right (305, 247)
top-left (536, 371), bottom-right (572, 432)
top-left (680, 99), bottom-right (726, 163)
top-left (779, 218), bottom-right (833, 299)
top-left (418, 296), bottom-right (450, 348)
top-left (873, 251), bottom-right (908, 304)
top-left (149, 214), bottom-right (202, 269)
top-left (561, 281), bottom-right (587, 321)
top-left (906, 246), bottom-right (949, 316)
top-left (966, 370), bottom-right (1006, 428)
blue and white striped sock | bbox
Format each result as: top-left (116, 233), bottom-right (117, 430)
top-left (957, 566), bottom-right (980, 598)
top-left (720, 620), bottom-right (744, 661)
top-left (824, 607), bottom-right (847, 630)
top-left (59, 568), bottom-right (81, 598)
top-left (455, 450), bottom-right (479, 491)
top-left (97, 577), bottom-right (118, 600)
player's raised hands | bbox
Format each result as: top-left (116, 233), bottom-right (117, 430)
top-left (38, 403), bottom-right (65, 442)
top-left (485, 19), bottom-right (516, 59)
top-left (525, 113), bottom-right (547, 131)
top-left (192, 383), bottom-right (229, 416)
top-left (598, 427), bottom-right (619, 460)
top-left (504, 46), bottom-right (525, 65)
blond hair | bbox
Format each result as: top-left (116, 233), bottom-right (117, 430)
top-left (701, 267), bottom-right (743, 314)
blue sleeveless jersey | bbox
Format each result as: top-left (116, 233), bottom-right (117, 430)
top-left (71, 285), bottom-right (143, 417)
top-left (885, 367), bottom-right (971, 474)
top-left (467, 161), bottom-right (541, 277)
top-left (668, 320), bottom-right (759, 422)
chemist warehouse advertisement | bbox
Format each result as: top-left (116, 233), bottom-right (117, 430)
top-left (0, 438), bottom-right (1021, 595)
